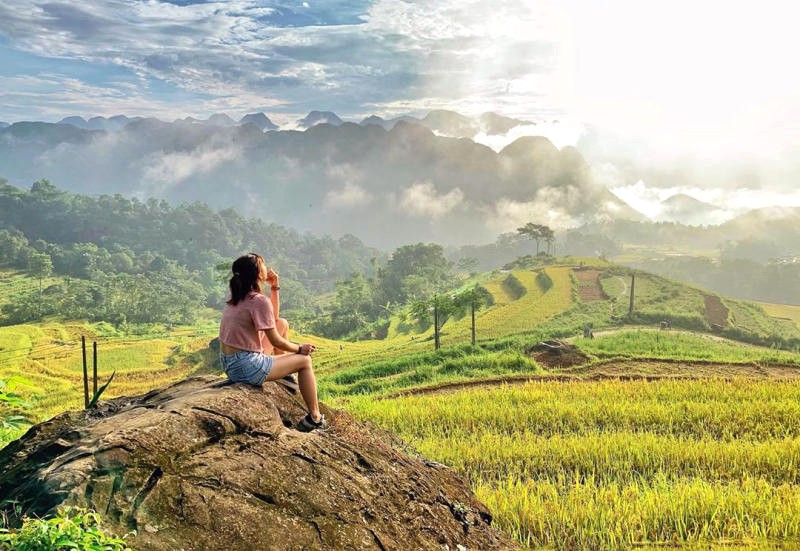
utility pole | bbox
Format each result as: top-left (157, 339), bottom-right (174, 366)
top-left (434, 298), bottom-right (440, 350)
top-left (471, 299), bottom-right (476, 346)
top-left (629, 273), bottom-right (635, 316)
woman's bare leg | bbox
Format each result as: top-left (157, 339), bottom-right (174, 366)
top-left (265, 354), bottom-right (320, 421)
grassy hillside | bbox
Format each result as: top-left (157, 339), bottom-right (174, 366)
top-left (0, 269), bottom-right (60, 313)
top-left (4, 259), bottom-right (800, 548)
top-left (0, 321), bottom-right (218, 424)
top-left (4, 260), bottom-right (799, 419)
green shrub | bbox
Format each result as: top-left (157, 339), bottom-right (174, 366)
top-left (535, 270), bottom-right (553, 292)
top-left (0, 507), bottom-right (130, 550)
top-left (502, 273), bottom-right (526, 300)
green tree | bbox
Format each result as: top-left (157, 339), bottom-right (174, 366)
top-left (517, 223), bottom-right (554, 255)
top-left (320, 272), bottom-right (378, 338)
top-left (377, 243), bottom-right (453, 305)
top-left (410, 294), bottom-right (458, 350)
top-left (28, 251), bottom-right (53, 297)
top-left (453, 285), bottom-right (493, 345)
top-left (456, 256), bottom-right (480, 276)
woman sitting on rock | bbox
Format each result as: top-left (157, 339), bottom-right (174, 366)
top-left (218, 253), bottom-right (326, 431)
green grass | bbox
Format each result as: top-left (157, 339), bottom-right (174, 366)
top-left (0, 269), bottom-right (61, 316)
top-left (724, 299), bottom-right (800, 346)
top-left (621, 272), bottom-right (707, 329)
top-left (319, 344), bottom-right (540, 399)
top-left (575, 330), bottom-right (800, 365)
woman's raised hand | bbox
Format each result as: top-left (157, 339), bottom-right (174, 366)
top-left (265, 268), bottom-right (279, 288)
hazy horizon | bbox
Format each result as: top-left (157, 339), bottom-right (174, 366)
top-left (1, 0), bottom-right (799, 226)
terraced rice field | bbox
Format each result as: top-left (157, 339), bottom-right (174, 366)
top-left (572, 268), bottom-right (607, 302)
top-left (759, 302), bottom-right (800, 329)
top-left (0, 322), bottom-right (217, 422)
top-left (349, 373), bottom-right (800, 549)
top-left (0, 269), bottom-right (60, 313)
top-left (447, 266), bottom-right (574, 341)
top-left (725, 299), bottom-right (800, 343)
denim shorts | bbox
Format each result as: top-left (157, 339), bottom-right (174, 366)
top-left (219, 350), bottom-right (274, 386)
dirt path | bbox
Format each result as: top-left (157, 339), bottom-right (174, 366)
top-left (704, 294), bottom-right (729, 329)
top-left (381, 359), bottom-right (800, 399)
top-left (612, 275), bottom-right (628, 299)
top-left (573, 269), bottom-right (608, 302)
top-left (583, 326), bottom-right (734, 344)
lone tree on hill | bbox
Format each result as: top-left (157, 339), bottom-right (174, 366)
top-left (410, 294), bottom-right (457, 350)
top-left (453, 285), bottom-right (492, 345)
top-left (517, 222), bottom-right (555, 255)
top-left (410, 285), bottom-right (492, 349)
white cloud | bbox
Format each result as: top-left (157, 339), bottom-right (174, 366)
top-left (609, 180), bottom-right (800, 225)
top-left (486, 197), bottom-right (580, 234)
top-left (473, 120), bottom-right (584, 152)
top-left (323, 181), bottom-right (372, 209)
top-left (400, 181), bottom-right (464, 219)
top-left (142, 145), bottom-right (240, 189)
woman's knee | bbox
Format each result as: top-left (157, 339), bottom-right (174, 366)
top-left (298, 355), bottom-right (313, 371)
top-left (276, 317), bottom-right (289, 336)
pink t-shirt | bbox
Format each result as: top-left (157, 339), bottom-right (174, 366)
top-left (219, 292), bottom-right (276, 352)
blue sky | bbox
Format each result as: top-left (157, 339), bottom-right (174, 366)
top-left (0, 0), bottom-right (798, 184)
top-left (0, 0), bottom-right (571, 124)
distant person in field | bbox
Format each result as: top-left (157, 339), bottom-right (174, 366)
top-left (218, 253), bottom-right (326, 431)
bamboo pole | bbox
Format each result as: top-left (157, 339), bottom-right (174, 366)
top-left (81, 336), bottom-right (89, 409)
top-left (93, 341), bottom-right (98, 396)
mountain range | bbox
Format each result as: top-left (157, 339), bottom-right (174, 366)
top-left (656, 193), bottom-right (727, 226)
top-left (45, 109), bottom-right (534, 138)
top-left (0, 112), bottom-right (644, 248)
top-left (9, 108), bottom-right (776, 249)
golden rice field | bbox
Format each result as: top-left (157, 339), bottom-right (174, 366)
top-left (348, 378), bottom-right (800, 549)
top-left (315, 266), bottom-right (576, 373)
top-left (0, 321), bottom-right (218, 424)
top-left (4, 261), bottom-right (800, 548)
top-left (446, 267), bottom-right (574, 342)
top-left (759, 302), bottom-right (800, 329)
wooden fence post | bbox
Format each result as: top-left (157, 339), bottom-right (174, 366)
top-left (81, 336), bottom-right (89, 409)
top-left (93, 341), bottom-right (98, 396)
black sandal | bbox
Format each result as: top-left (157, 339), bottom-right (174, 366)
top-left (297, 413), bottom-right (327, 432)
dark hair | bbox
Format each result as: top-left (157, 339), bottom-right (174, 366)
top-left (227, 253), bottom-right (265, 305)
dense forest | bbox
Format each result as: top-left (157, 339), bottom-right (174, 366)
top-left (0, 179), bottom-right (381, 326)
top-left (0, 180), bottom-right (480, 335)
top-left (2, 179), bottom-right (797, 335)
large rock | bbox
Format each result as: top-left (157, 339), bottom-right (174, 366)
top-left (0, 377), bottom-right (513, 550)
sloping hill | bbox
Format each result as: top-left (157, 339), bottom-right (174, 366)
top-left (0, 377), bottom-right (512, 550)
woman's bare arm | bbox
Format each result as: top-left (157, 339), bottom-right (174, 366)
top-left (264, 327), bottom-right (300, 354)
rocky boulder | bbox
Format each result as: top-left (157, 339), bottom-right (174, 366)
top-left (0, 377), bottom-right (513, 550)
